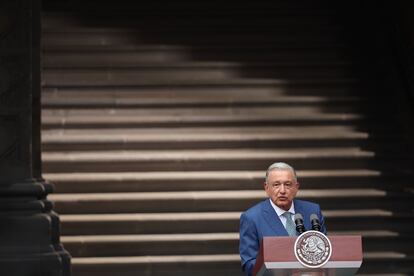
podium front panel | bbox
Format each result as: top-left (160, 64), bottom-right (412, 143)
top-left (254, 235), bottom-right (362, 276)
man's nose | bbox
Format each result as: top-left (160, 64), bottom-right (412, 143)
top-left (279, 184), bottom-right (286, 193)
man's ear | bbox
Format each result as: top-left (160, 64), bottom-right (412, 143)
top-left (263, 181), bottom-right (267, 190)
top-left (296, 181), bottom-right (300, 189)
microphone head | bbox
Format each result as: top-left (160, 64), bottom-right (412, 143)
top-left (310, 213), bottom-right (321, 232)
top-left (310, 214), bottom-right (319, 222)
top-left (294, 213), bottom-right (304, 221)
top-left (294, 213), bottom-right (305, 234)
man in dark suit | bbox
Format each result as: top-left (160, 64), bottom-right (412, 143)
top-left (239, 162), bottom-right (327, 276)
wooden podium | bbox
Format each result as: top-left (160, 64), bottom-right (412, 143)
top-left (253, 235), bottom-right (362, 276)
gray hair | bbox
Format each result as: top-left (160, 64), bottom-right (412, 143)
top-left (265, 162), bottom-right (297, 183)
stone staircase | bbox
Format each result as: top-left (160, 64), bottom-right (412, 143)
top-left (41, 1), bottom-right (414, 275)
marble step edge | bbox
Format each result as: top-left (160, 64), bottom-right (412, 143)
top-left (58, 209), bottom-right (414, 223)
top-left (70, 251), bottom-right (414, 266)
top-left (48, 189), bottom-right (413, 202)
top-left (61, 230), bottom-right (414, 243)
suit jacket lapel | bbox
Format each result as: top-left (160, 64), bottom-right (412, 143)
top-left (262, 199), bottom-right (289, 236)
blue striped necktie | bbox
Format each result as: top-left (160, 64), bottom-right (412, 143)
top-left (282, 212), bottom-right (297, 236)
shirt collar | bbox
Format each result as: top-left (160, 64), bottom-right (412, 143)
top-left (269, 198), bottom-right (295, 217)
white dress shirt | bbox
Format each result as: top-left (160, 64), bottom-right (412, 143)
top-left (268, 198), bottom-right (296, 228)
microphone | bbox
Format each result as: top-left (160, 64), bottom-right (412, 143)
top-left (294, 213), bottom-right (306, 234)
top-left (310, 214), bottom-right (321, 232)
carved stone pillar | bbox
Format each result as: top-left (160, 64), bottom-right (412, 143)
top-left (0, 0), bottom-right (71, 275)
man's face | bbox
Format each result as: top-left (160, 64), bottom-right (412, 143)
top-left (264, 169), bottom-right (299, 211)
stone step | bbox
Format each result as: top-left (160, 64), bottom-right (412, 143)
top-left (41, 138), bottom-right (397, 152)
top-left (42, 72), bottom-right (358, 87)
top-left (60, 212), bottom-right (240, 235)
top-left (59, 210), bottom-right (414, 235)
top-left (42, 32), bottom-right (347, 48)
top-left (42, 67), bottom-right (355, 88)
top-left (43, 58), bottom-right (352, 68)
top-left (62, 231), bottom-right (414, 258)
top-left (41, 85), bottom-right (365, 102)
top-left (43, 43), bottom-right (351, 52)
top-left (42, 129), bottom-right (401, 152)
top-left (42, 48), bottom-right (353, 66)
top-left (42, 146), bottom-right (407, 173)
top-left (41, 125), bottom-right (373, 137)
top-left (42, 147), bottom-right (394, 173)
top-left (42, 125), bottom-right (395, 151)
top-left (40, 115), bottom-right (368, 130)
top-left (359, 252), bottom-right (414, 274)
top-left (42, 32), bottom-right (347, 47)
top-left (41, 105), bottom-right (365, 117)
top-left (41, 105), bottom-right (366, 129)
top-left (42, 1), bottom-right (338, 14)
top-left (63, 233), bottom-right (238, 257)
top-left (70, 254), bottom-right (243, 276)
top-left (42, 93), bottom-right (361, 109)
top-left (41, 125), bottom-right (393, 136)
top-left (42, 20), bottom-right (345, 32)
top-left (67, 252), bottom-right (414, 276)
top-left (42, 16), bottom-right (343, 31)
top-left (325, 210), bottom-right (414, 233)
top-left (43, 55), bottom-right (353, 69)
top-left (43, 10), bottom-right (339, 23)
top-left (48, 189), bottom-right (414, 214)
top-left (43, 169), bottom-right (411, 193)
top-left (42, 0), bottom-right (334, 10)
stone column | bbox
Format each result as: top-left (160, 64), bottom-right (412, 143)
top-left (0, 0), bottom-right (71, 275)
